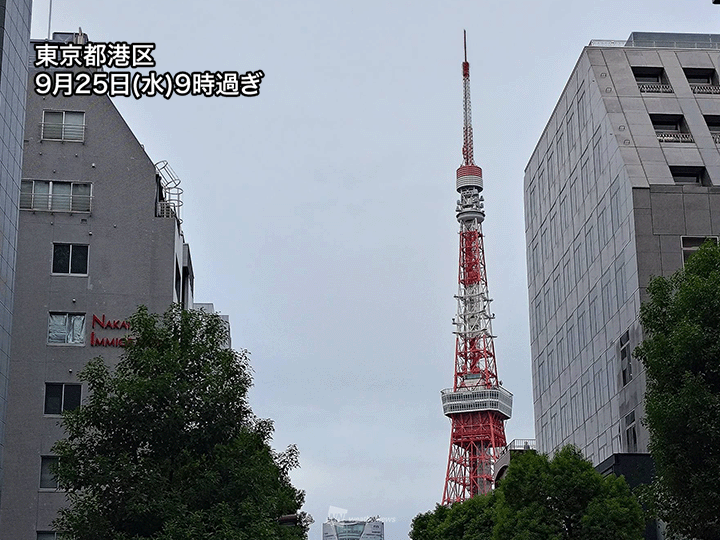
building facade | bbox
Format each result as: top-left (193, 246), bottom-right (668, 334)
top-left (0, 34), bottom-right (205, 538)
top-left (0, 0), bottom-right (32, 508)
top-left (322, 519), bottom-right (384, 540)
top-left (525, 32), bottom-right (720, 464)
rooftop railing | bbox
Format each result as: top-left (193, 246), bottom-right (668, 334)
top-left (638, 83), bottom-right (673, 93)
top-left (590, 39), bottom-right (720, 50)
top-left (498, 439), bottom-right (537, 459)
top-left (691, 84), bottom-right (720, 94)
top-left (20, 193), bottom-right (92, 212)
top-left (40, 122), bottom-right (85, 142)
top-left (656, 132), bottom-right (694, 143)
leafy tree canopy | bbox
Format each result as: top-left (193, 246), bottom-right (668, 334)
top-left (52, 305), bottom-right (308, 540)
top-left (410, 446), bottom-right (643, 540)
top-left (635, 239), bottom-right (720, 540)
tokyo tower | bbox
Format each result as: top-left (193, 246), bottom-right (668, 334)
top-left (440, 32), bottom-right (513, 504)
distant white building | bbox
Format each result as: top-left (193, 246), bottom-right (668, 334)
top-left (322, 518), bottom-right (384, 540)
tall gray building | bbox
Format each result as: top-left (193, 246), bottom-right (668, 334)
top-left (0, 34), bottom-right (217, 538)
top-left (0, 0), bottom-right (32, 508)
top-left (525, 33), bottom-right (720, 464)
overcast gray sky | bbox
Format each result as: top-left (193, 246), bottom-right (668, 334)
top-left (29, 1), bottom-right (720, 538)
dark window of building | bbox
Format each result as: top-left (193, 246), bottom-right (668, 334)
top-left (40, 456), bottom-right (59, 489)
top-left (632, 66), bottom-right (662, 83)
top-left (52, 243), bottom-right (88, 274)
top-left (44, 383), bottom-right (81, 415)
top-left (48, 313), bottom-right (85, 345)
top-left (669, 166), bottom-right (707, 185)
top-left (42, 110), bottom-right (85, 141)
top-left (37, 533), bottom-right (62, 540)
top-left (567, 113), bottom-right (576, 150)
top-left (20, 180), bottom-right (92, 212)
top-left (175, 262), bottom-right (182, 301)
top-left (632, 66), bottom-right (672, 93)
top-left (651, 114), bottom-right (682, 132)
top-left (578, 90), bottom-right (586, 127)
top-left (705, 115), bottom-right (720, 145)
top-left (682, 236), bottom-right (719, 264)
top-left (625, 411), bottom-right (638, 452)
top-left (684, 67), bottom-right (717, 86)
top-left (620, 330), bottom-right (632, 386)
top-left (650, 114), bottom-right (693, 143)
top-left (705, 115), bottom-right (720, 133)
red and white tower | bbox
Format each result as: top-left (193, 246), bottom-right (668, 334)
top-left (441, 32), bottom-right (513, 504)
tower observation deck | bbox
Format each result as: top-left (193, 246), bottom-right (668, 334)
top-left (441, 32), bottom-right (513, 504)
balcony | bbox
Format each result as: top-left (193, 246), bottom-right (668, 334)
top-left (650, 114), bottom-right (693, 144)
top-left (632, 67), bottom-right (672, 94)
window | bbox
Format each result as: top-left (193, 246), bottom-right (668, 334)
top-left (566, 113), bottom-right (576, 150)
top-left (705, 115), bottom-right (720, 144)
top-left (632, 66), bottom-right (672, 93)
top-left (650, 114), bottom-right (693, 143)
top-left (625, 411), bottom-right (638, 453)
top-left (48, 313), bottom-right (85, 345)
top-left (683, 67), bottom-right (719, 93)
top-left (175, 262), bottom-right (182, 301)
top-left (620, 330), bottom-right (632, 386)
top-left (40, 456), bottom-right (59, 489)
top-left (577, 90), bottom-right (586, 128)
top-left (615, 261), bottom-right (627, 306)
top-left (37, 533), bottom-right (63, 540)
top-left (20, 180), bottom-right (91, 212)
top-left (682, 236), bottom-right (719, 264)
top-left (705, 115), bottom-right (720, 133)
top-left (556, 133), bottom-right (564, 165)
top-left (632, 66), bottom-right (662, 83)
top-left (52, 243), bottom-right (88, 274)
top-left (44, 383), bottom-right (81, 414)
top-left (670, 166), bottom-right (707, 185)
top-left (42, 110), bottom-right (85, 141)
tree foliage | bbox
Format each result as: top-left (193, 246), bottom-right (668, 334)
top-left (410, 446), bottom-right (643, 540)
top-left (410, 493), bottom-right (495, 540)
top-left (52, 305), bottom-right (308, 540)
top-left (634, 240), bottom-right (720, 539)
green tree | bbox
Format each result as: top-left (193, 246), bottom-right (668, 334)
top-left (493, 446), bottom-right (643, 540)
top-left (410, 494), bottom-right (494, 540)
top-left (409, 446), bottom-right (643, 540)
top-left (52, 305), bottom-right (308, 540)
top-left (634, 239), bottom-right (720, 540)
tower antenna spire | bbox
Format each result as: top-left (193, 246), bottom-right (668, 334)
top-left (464, 29), bottom-right (467, 63)
top-left (461, 31), bottom-right (474, 167)
top-left (441, 32), bottom-right (513, 504)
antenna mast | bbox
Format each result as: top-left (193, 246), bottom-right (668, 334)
top-left (462, 30), bottom-right (474, 167)
top-left (47, 0), bottom-right (53, 40)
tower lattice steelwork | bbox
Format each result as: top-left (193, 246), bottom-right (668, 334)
top-left (441, 33), bottom-right (513, 504)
